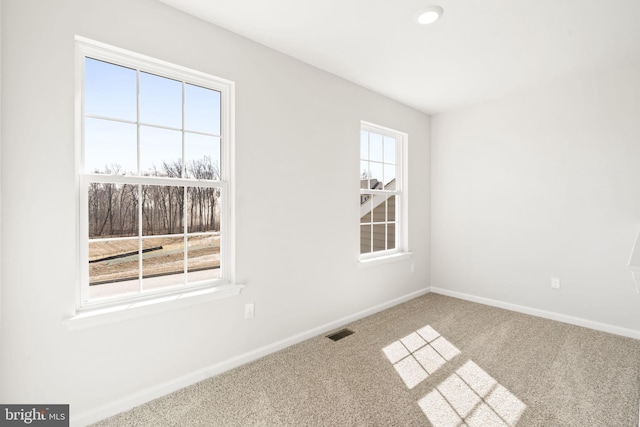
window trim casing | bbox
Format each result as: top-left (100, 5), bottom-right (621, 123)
top-left (359, 121), bottom-right (410, 263)
top-left (74, 36), bottom-right (237, 313)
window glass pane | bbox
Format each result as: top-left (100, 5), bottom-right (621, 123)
top-left (372, 198), bottom-right (386, 222)
top-left (360, 196), bottom-right (372, 224)
top-left (185, 133), bottom-right (220, 179)
top-left (88, 183), bottom-right (138, 239)
top-left (185, 84), bottom-right (220, 135)
top-left (387, 196), bottom-right (396, 222)
top-left (141, 185), bottom-right (185, 235)
top-left (383, 136), bottom-right (396, 164)
top-left (372, 224), bottom-right (385, 252)
top-left (85, 58), bottom-right (136, 121)
top-left (140, 126), bottom-right (182, 177)
top-left (369, 162), bottom-right (383, 184)
top-left (85, 118), bottom-right (137, 174)
top-left (387, 223), bottom-right (396, 250)
top-left (360, 161), bottom-right (370, 182)
top-left (383, 164), bottom-right (396, 188)
top-left (369, 132), bottom-right (383, 162)
top-left (187, 234), bottom-right (221, 282)
top-left (360, 224), bottom-right (372, 254)
top-left (141, 236), bottom-right (186, 290)
top-left (187, 187), bottom-right (220, 233)
top-left (88, 238), bottom-right (140, 290)
top-left (140, 72), bottom-right (182, 129)
top-left (360, 131), bottom-right (368, 160)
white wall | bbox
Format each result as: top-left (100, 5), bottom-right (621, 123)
top-left (0, 0), bottom-right (430, 422)
top-left (431, 63), bottom-right (640, 334)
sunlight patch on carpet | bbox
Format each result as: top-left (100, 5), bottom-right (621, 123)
top-left (382, 325), bottom-right (460, 389)
top-left (383, 326), bottom-right (526, 425)
top-left (418, 361), bottom-right (526, 427)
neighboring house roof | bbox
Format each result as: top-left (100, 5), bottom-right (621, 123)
top-left (360, 178), bottom-right (396, 218)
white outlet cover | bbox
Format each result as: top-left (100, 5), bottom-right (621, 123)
top-left (245, 303), bottom-right (255, 318)
top-left (551, 278), bottom-right (561, 289)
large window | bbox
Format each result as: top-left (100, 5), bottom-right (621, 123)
top-left (76, 38), bottom-right (234, 308)
top-left (360, 122), bottom-right (406, 258)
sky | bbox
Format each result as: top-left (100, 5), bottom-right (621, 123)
top-left (84, 57), bottom-right (222, 177)
top-left (360, 129), bottom-right (397, 188)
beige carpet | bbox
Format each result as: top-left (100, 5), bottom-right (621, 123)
top-left (93, 293), bottom-right (640, 426)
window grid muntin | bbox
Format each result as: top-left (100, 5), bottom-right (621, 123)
top-left (84, 59), bottom-right (222, 179)
top-left (78, 39), bottom-right (233, 308)
top-left (85, 179), bottom-right (224, 294)
top-left (360, 191), bottom-right (400, 254)
top-left (360, 128), bottom-right (398, 190)
top-left (360, 123), bottom-right (404, 258)
top-left (79, 54), bottom-right (229, 181)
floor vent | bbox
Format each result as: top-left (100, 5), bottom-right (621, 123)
top-left (326, 328), bottom-right (354, 341)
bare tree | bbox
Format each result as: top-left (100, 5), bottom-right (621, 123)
top-left (88, 157), bottom-right (221, 239)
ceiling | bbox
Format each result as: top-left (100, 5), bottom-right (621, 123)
top-left (157, 0), bottom-right (640, 114)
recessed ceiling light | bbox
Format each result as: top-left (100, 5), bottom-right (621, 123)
top-left (417, 6), bottom-right (444, 25)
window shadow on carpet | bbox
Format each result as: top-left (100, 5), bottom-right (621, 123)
top-left (383, 325), bottom-right (527, 426)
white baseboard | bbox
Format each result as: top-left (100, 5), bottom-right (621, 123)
top-left (430, 287), bottom-right (640, 340)
top-left (71, 286), bottom-right (431, 426)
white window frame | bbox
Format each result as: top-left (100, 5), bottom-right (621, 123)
top-left (359, 121), bottom-right (410, 264)
top-left (74, 37), bottom-right (238, 313)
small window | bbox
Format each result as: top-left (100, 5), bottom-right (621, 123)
top-left (360, 122), bottom-right (406, 258)
top-left (77, 39), bottom-right (234, 308)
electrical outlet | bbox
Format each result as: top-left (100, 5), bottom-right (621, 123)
top-left (551, 277), bottom-right (561, 290)
top-left (410, 263), bottom-right (415, 274)
top-left (245, 303), bottom-right (255, 319)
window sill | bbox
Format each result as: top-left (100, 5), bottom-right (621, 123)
top-left (358, 251), bottom-right (413, 268)
top-left (65, 284), bottom-right (244, 331)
